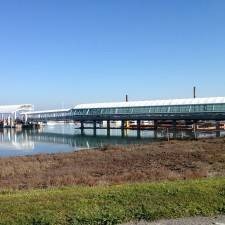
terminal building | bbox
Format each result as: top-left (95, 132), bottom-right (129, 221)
top-left (0, 104), bottom-right (33, 127)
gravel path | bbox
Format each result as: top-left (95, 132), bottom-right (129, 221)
top-left (122, 215), bottom-right (225, 225)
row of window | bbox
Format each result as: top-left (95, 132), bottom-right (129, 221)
top-left (27, 112), bottom-right (71, 119)
top-left (72, 104), bottom-right (225, 115)
top-left (25, 104), bottom-right (225, 119)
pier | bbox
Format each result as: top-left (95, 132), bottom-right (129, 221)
top-left (1, 97), bottom-right (225, 134)
top-left (24, 97), bottom-right (225, 134)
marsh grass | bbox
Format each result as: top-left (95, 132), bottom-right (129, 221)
top-left (0, 138), bottom-right (224, 189)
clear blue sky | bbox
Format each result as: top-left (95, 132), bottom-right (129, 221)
top-left (0, 0), bottom-right (225, 110)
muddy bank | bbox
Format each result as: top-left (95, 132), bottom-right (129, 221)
top-left (0, 137), bottom-right (224, 189)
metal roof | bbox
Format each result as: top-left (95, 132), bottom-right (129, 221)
top-left (24, 108), bottom-right (70, 115)
top-left (74, 97), bottom-right (225, 109)
top-left (0, 104), bottom-right (33, 114)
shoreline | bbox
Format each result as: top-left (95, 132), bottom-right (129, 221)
top-left (0, 137), bottom-right (224, 190)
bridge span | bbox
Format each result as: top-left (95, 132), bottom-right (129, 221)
top-left (23, 97), bottom-right (225, 131)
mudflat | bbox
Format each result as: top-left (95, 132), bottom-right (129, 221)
top-left (0, 137), bottom-right (224, 189)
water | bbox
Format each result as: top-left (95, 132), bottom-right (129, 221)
top-left (0, 124), bottom-right (224, 157)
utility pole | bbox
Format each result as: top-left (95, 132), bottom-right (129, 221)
top-left (193, 86), bottom-right (196, 98)
top-left (125, 94), bottom-right (129, 128)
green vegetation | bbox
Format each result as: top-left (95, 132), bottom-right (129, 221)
top-left (0, 178), bottom-right (224, 225)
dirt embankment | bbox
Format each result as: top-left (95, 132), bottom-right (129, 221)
top-left (0, 138), bottom-right (224, 189)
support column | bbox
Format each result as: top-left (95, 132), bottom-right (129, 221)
top-left (121, 120), bottom-right (125, 130)
top-left (137, 120), bottom-right (141, 138)
top-left (216, 121), bottom-right (221, 138)
top-left (216, 121), bottom-right (220, 130)
top-left (154, 120), bottom-right (158, 130)
top-left (154, 130), bottom-right (158, 139)
top-left (107, 120), bottom-right (110, 129)
top-left (93, 120), bottom-right (97, 136)
top-left (80, 121), bottom-right (84, 135)
top-left (171, 120), bottom-right (177, 139)
top-left (93, 120), bottom-right (97, 129)
top-left (121, 120), bottom-right (125, 137)
top-left (193, 120), bottom-right (198, 132)
top-left (193, 120), bottom-right (198, 140)
top-left (107, 120), bottom-right (110, 136)
top-left (172, 120), bottom-right (176, 130)
top-left (137, 120), bottom-right (141, 130)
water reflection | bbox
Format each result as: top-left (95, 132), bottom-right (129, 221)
top-left (0, 125), bottom-right (224, 157)
top-left (0, 128), bottom-right (35, 151)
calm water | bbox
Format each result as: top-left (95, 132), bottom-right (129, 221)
top-left (0, 124), bottom-right (224, 157)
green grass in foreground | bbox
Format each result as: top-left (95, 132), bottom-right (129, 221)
top-left (0, 178), bottom-right (224, 225)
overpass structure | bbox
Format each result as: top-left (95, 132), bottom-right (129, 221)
top-left (23, 109), bottom-right (71, 122)
top-left (23, 97), bottom-right (225, 131)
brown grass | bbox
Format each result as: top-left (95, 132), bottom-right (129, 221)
top-left (0, 138), bottom-right (225, 189)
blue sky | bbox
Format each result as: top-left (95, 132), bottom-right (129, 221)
top-left (0, 0), bottom-right (225, 110)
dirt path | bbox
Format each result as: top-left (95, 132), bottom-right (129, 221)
top-left (123, 215), bottom-right (225, 225)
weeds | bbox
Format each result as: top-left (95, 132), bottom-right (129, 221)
top-left (0, 138), bottom-right (224, 190)
top-left (0, 178), bottom-right (224, 225)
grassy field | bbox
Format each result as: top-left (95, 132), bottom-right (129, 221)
top-left (0, 178), bottom-right (224, 225)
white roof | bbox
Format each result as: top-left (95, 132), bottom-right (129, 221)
top-left (0, 104), bottom-right (33, 114)
top-left (74, 97), bottom-right (225, 109)
top-left (24, 108), bottom-right (70, 115)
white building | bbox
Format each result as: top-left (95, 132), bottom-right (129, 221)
top-left (0, 104), bottom-right (33, 121)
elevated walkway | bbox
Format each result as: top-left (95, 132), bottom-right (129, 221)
top-left (22, 97), bottom-right (225, 132)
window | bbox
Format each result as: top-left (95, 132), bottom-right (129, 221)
top-left (73, 109), bottom-right (88, 115)
top-left (117, 108), bottom-right (133, 114)
top-left (189, 104), bottom-right (214, 113)
top-left (71, 103), bottom-right (225, 116)
top-left (205, 104), bottom-right (213, 111)
top-left (101, 108), bottom-right (116, 114)
top-left (88, 109), bottom-right (102, 115)
top-left (132, 107), bottom-right (150, 114)
top-left (169, 106), bottom-right (178, 113)
top-left (213, 104), bottom-right (225, 112)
